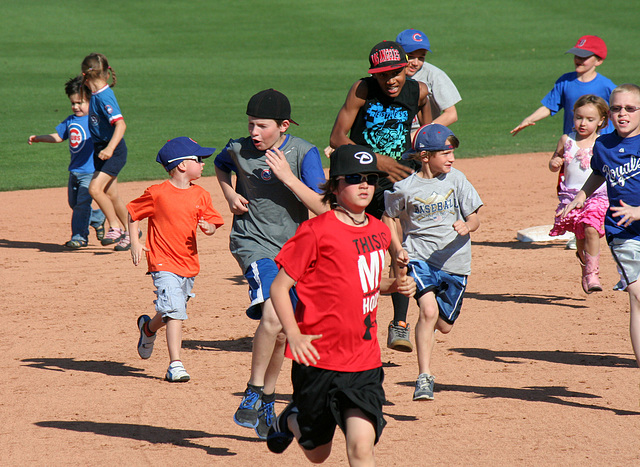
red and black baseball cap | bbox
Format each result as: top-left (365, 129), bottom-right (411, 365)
top-left (368, 41), bottom-right (408, 74)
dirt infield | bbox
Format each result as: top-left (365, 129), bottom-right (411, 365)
top-left (2, 153), bottom-right (639, 465)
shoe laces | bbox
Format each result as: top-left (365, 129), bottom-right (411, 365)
top-left (259, 400), bottom-right (275, 426)
top-left (239, 388), bottom-right (260, 409)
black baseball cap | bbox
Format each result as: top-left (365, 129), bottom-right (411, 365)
top-left (330, 144), bottom-right (388, 178)
top-left (368, 41), bottom-right (408, 74)
top-left (246, 88), bottom-right (299, 125)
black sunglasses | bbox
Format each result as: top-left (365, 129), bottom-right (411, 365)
top-left (340, 173), bottom-right (380, 185)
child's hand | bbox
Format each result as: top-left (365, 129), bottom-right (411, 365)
top-left (396, 248), bottom-right (410, 270)
top-left (453, 219), bottom-right (470, 236)
top-left (198, 218), bottom-right (216, 235)
top-left (28, 135), bottom-right (37, 145)
top-left (287, 331), bottom-right (322, 366)
top-left (549, 156), bottom-right (563, 171)
top-left (611, 200), bottom-right (640, 227)
top-left (227, 193), bottom-right (249, 215)
top-left (266, 148), bottom-right (295, 185)
top-left (130, 242), bottom-right (148, 266)
top-left (98, 147), bottom-right (113, 160)
top-left (558, 193), bottom-right (586, 218)
top-left (376, 153), bottom-right (413, 182)
top-left (396, 275), bottom-right (416, 298)
top-left (511, 119), bottom-right (534, 136)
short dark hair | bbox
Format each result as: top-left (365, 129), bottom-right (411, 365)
top-left (64, 75), bottom-right (89, 99)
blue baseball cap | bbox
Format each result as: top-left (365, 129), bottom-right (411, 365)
top-left (396, 29), bottom-right (431, 53)
top-left (156, 137), bottom-right (216, 171)
top-left (402, 124), bottom-right (455, 158)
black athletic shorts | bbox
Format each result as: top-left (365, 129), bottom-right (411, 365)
top-left (93, 139), bottom-right (127, 177)
top-left (291, 361), bottom-right (386, 450)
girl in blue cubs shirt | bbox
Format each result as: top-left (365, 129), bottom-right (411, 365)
top-left (82, 53), bottom-right (132, 251)
top-left (562, 84), bottom-right (640, 367)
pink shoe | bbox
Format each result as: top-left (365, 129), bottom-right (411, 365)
top-left (584, 252), bottom-right (602, 293)
top-left (101, 227), bottom-right (125, 246)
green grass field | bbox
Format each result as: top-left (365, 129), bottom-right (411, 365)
top-left (2, 0), bottom-right (639, 191)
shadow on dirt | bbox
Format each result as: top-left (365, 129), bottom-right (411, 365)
top-left (183, 336), bottom-right (253, 352)
top-left (464, 291), bottom-right (588, 308)
top-left (22, 358), bottom-right (156, 379)
top-left (35, 420), bottom-right (259, 456)
top-left (449, 347), bottom-right (636, 368)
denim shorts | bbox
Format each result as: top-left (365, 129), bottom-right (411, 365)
top-left (151, 271), bottom-right (195, 321)
top-left (409, 260), bottom-right (467, 324)
top-left (609, 237), bottom-right (640, 291)
top-left (244, 258), bottom-right (298, 320)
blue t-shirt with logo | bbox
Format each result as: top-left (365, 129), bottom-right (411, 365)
top-left (591, 132), bottom-right (640, 240)
top-left (89, 85), bottom-right (124, 144)
top-left (56, 114), bottom-right (95, 174)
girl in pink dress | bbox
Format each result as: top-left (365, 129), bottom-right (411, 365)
top-left (549, 94), bottom-right (609, 293)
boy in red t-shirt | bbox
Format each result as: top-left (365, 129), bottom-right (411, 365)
top-left (127, 137), bottom-right (224, 382)
top-left (266, 145), bottom-right (415, 464)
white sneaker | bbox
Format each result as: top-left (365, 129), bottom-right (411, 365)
top-left (166, 361), bottom-right (190, 382)
top-left (565, 236), bottom-right (577, 250)
top-left (137, 315), bottom-right (156, 359)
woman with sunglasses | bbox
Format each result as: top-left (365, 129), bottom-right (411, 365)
top-left (266, 144), bottom-right (416, 465)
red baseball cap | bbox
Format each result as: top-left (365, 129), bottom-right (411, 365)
top-left (566, 35), bottom-right (607, 59)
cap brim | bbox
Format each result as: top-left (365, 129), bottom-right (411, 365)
top-left (368, 64), bottom-right (407, 74)
top-left (402, 44), bottom-right (431, 53)
top-left (192, 147), bottom-right (217, 157)
top-left (566, 48), bottom-right (594, 58)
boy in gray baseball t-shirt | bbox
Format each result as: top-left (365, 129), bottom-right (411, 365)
top-left (383, 124), bottom-right (482, 402)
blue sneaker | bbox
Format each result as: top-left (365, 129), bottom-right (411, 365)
top-left (234, 385), bottom-right (262, 428)
top-left (137, 315), bottom-right (156, 359)
top-left (267, 403), bottom-right (298, 454)
top-left (255, 397), bottom-right (276, 440)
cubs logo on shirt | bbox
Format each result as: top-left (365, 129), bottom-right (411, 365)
top-left (67, 122), bottom-right (87, 154)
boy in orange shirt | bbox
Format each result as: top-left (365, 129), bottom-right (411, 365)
top-left (128, 137), bottom-right (224, 382)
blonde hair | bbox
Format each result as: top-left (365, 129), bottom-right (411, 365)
top-left (573, 94), bottom-right (609, 130)
top-left (610, 83), bottom-right (640, 102)
top-left (81, 53), bottom-right (117, 87)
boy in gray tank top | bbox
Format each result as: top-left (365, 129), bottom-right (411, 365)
top-left (214, 89), bottom-right (327, 439)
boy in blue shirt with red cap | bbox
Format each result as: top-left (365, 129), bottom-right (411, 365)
top-left (511, 35), bottom-right (616, 136)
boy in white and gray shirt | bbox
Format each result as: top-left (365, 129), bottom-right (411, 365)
top-left (383, 124), bottom-right (482, 401)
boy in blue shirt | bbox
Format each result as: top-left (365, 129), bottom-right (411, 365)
top-left (28, 76), bottom-right (105, 249)
top-left (562, 84), bottom-right (640, 367)
top-left (511, 35), bottom-right (615, 136)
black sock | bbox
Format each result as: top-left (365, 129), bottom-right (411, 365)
top-left (391, 292), bottom-right (410, 323)
top-left (247, 383), bottom-right (264, 397)
top-left (262, 392), bottom-right (275, 404)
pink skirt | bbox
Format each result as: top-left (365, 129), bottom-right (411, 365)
top-left (550, 186), bottom-right (607, 239)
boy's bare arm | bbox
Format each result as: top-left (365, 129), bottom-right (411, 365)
top-left (453, 210), bottom-right (480, 236)
top-left (28, 133), bottom-right (63, 144)
top-left (265, 148), bottom-right (328, 216)
top-left (216, 169), bottom-right (249, 215)
top-left (432, 105), bottom-right (458, 127)
top-left (329, 80), bottom-right (366, 149)
top-left (271, 268), bottom-right (322, 366)
top-left (511, 106), bottom-right (551, 135)
top-left (128, 214), bottom-right (147, 266)
top-left (417, 82), bottom-right (433, 126)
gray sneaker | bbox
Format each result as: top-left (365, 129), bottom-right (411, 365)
top-left (387, 321), bottom-right (413, 352)
top-left (255, 398), bottom-right (275, 440)
top-left (234, 385), bottom-right (262, 428)
top-left (413, 373), bottom-right (435, 401)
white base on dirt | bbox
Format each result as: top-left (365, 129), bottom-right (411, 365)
top-left (517, 225), bottom-right (574, 243)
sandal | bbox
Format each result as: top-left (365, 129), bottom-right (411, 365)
top-left (94, 220), bottom-right (106, 241)
top-left (65, 239), bottom-right (88, 249)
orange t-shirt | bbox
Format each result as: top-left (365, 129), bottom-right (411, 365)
top-left (127, 180), bottom-right (224, 277)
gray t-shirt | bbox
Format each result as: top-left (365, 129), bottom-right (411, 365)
top-left (221, 135), bottom-right (320, 272)
top-left (411, 62), bottom-right (461, 129)
top-left (384, 169), bottom-right (482, 275)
